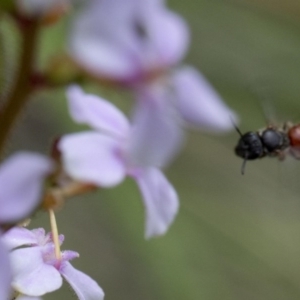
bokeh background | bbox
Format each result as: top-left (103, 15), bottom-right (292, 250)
top-left (3, 0), bottom-right (300, 299)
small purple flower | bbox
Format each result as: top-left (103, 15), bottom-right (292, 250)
top-left (0, 153), bottom-right (53, 225)
top-left (0, 152), bottom-right (53, 300)
top-left (69, 0), bottom-right (236, 134)
top-left (69, 0), bottom-right (189, 86)
top-left (3, 227), bottom-right (104, 299)
top-left (69, 0), bottom-right (237, 142)
top-left (59, 86), bottom-right (179, 238)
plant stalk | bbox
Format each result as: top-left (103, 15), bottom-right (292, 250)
top-left (0, 19), bottom-right (39, 155)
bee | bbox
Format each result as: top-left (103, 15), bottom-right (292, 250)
top-left (234, 122), bottom-right (300, 174)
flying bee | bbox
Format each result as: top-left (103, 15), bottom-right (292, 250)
top-left (234, 122), bottom-right (300, 174)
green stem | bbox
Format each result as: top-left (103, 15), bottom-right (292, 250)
top-left (0, 20), bottom-right (39, 155)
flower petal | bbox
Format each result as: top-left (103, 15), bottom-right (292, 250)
top-left (0, 152), bottom-right (53, 224)
top-left (2, 227), bottom-right (37, 250)
top-left (0, 240), bottom-right (12, 300)
top-left (135, 168), bottom-right (179, 239)
top-left (61, 250), bottom-right (79, 262)
top-left (171, 66), bottom-right (237, 131)
top-left (130, 86), bottom-right (184, 167)
top-left (60, 262), bottom-right (104, 300)
top-left (139, 1), bottom-right (189, 69)
top-left (69, 0), bottom-right (189, 84)
top-left (59, 132), bottom-right (126, 187)
top-left (67, 85), bottom-right (130, 139)
top-left (69, 0), bottom-right (140, 81)
top-left (33, 228), bottom-right (54, 246)
top-left (10, 247), bottom-right (62, 296)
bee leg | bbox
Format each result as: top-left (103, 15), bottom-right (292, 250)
top-left (276, 150), bottom-right (286, 161)
top-left (283, 121), bottom-right (293, 132)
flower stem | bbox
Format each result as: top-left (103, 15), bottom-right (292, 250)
top-left (0, 19), bottom-right (39, 155)
top-left (49, 208), bottom-right (61, 260)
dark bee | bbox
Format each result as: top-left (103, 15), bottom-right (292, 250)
top-left (234, 123), bottom-right (300, 174)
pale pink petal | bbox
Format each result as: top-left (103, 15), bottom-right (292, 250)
top-left (0, 240), bottom-right (12, 300)
top-left (31, 228), bottom-right (46, 243)
top-left (69, 0), bottom-right (140, 81)
top-left (59, 132), bottom-right (126, 187)
top-left (57, 234), bottom-right (64, 244)
top-left (46, 233), bottom-right (64, 246)
top-left (36, 230), bottom-right (54, 247)
top-left (69, 0), bottom-right (189, 83)
top-left (67, 86), bottom-right (130, 139)
top-left (0, 152), bottom-right (53, 223)
top-left (135, 168), bottom-right (179, 239)
top-left (172, 66), bottom-right (237, 131)
top-left (60, 262), bottom-right (104, 300)
top-left (41, 243), bottom-right (58, 266)
top-left (10, 247), bottom-right (62, 296)
top-left (2, 227), bottom-right (37, 250)
top-left (130, 86), bottom-right (184, 167)
top-left (138, 2), bottom-right (189, 69)
top-left (61, 250), bottom-right (79, 262)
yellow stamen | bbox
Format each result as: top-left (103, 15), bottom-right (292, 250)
top-left (48, 209), bottom-right (61, 260)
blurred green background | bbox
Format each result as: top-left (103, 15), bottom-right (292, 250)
top-left (3, 0), bottom-right (300, 299)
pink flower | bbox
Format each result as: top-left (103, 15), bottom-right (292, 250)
top-left (3, 227), bottom-right (104, 299)
top-left (65, 0), bottom-right (236, 239)
top-left (69, 0), bottom-right (237, 160)
top-left (0, 152), bottom-right (53, 300)
top-left (69, 0), bottom-right (236, 133)
top-left (69, 0), bottom-right (189, 86)
top-left (0, 153), bottom-right (53, 225)
top-left (59, 86), bottom-right (179, 238)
